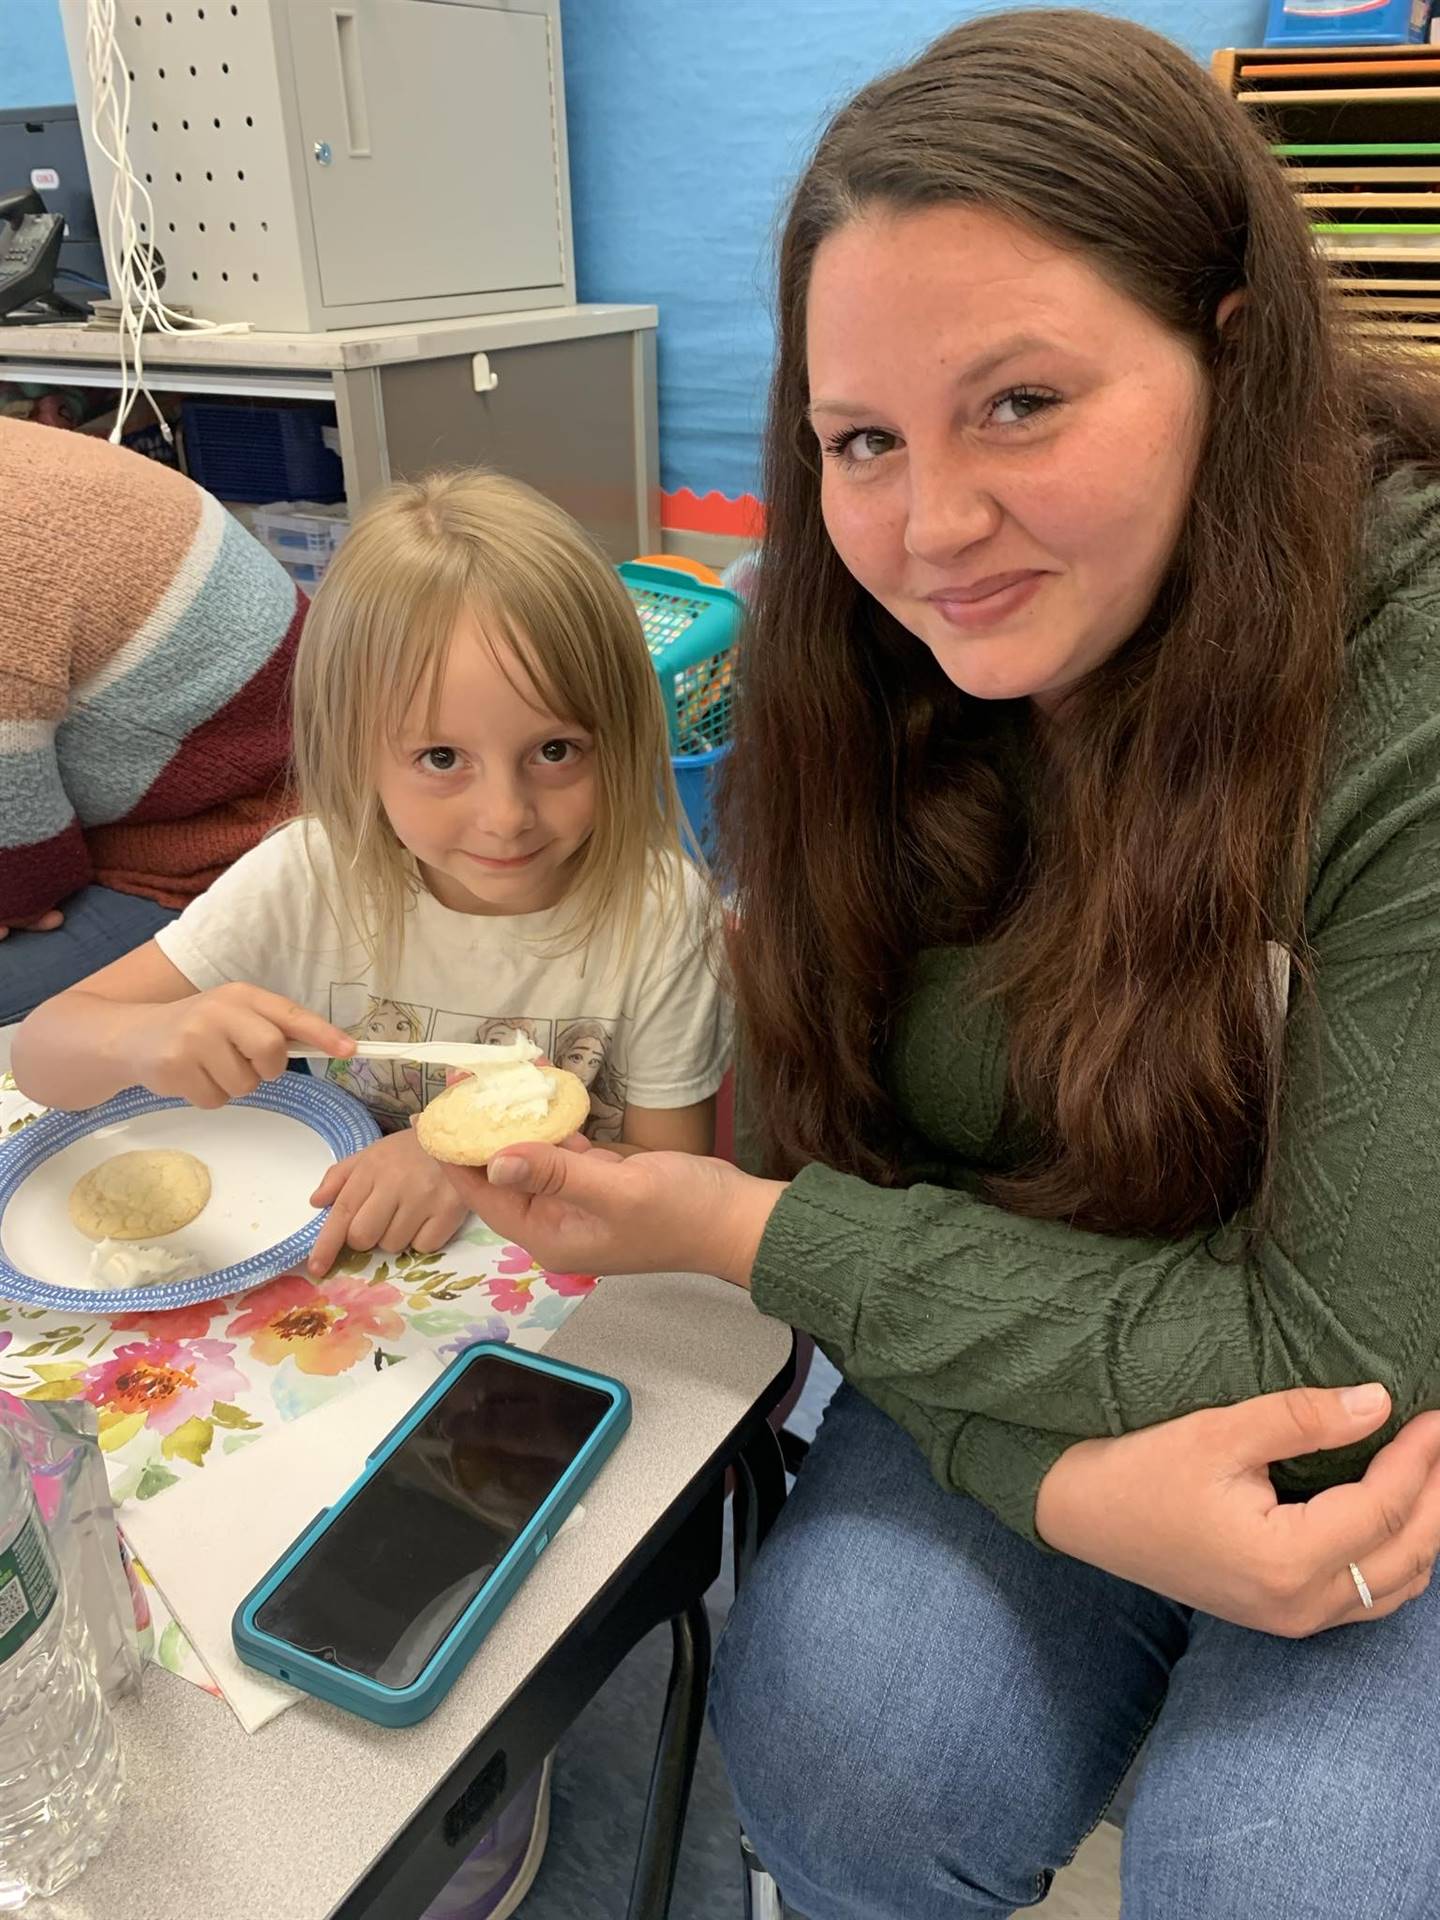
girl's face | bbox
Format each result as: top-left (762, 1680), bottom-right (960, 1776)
top-left (377, 614), bottom-right (597, 916)
top-left (806, 204), bottom-right (1208, 711)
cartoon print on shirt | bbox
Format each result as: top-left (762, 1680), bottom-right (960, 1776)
top-left (555, 1017), bottom-right (625, 1141)
top-left (320, 989), bottom-right (628, 1135)
top-left (475, 1015), bottom-right (548, 1051)
top-left (424, 1012), bottom-right (554, 1105)
top-left (325, 990), bottom-right (427, 1122)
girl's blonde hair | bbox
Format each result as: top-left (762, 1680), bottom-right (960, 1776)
top-left (292, 469), bottom-right (683, 980)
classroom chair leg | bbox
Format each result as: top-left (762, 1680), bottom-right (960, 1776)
top-left (740, 1831), bottom-right (786, 1920)
top-left (731, 1423), bottom-right (789, 1593)
top-left (625, 1597), bottom-right (713, 1920)
top-left (730, 1411), bottom-right (795, 1919)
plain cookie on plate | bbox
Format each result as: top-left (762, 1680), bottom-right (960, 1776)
top-left (416, 1069), bottom-right (592, 1168)
top-left (69, 1148), bottom-right (212, 1242)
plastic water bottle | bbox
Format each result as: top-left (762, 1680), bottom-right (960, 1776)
top-left (0, 1429), bottom-right (123, 1909)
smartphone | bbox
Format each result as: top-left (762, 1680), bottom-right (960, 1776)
top-left (232, 1343), bottom-right (630, 1726)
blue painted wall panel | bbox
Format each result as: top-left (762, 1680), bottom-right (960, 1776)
top-left (1, 1), bottom-right (73, 110)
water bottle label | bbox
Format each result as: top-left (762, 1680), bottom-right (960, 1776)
top-left (0, 1513), bottom-right (59, 1666)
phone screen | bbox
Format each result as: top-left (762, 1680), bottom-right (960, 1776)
top-left (253, 1353), bottom-right (612, 1691)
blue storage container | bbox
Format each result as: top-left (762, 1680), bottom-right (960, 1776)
top-left (1264, 0), bottom-right (1415, 45)
top-left (181, 401), bottom-right (345, 503)
top-left (672, 742), bottom-right (728, 864)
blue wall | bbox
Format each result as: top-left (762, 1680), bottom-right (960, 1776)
top-left (1, 0), bottom-right (71, 107)
top-left (5, 0), bottom-right (1265, 499)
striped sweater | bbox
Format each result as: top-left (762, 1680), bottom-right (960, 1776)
top-left (0, 418), bottom-right (302, 920)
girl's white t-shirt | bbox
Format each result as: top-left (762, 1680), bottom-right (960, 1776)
top-left (154, 820), bottom-right (730, 1139)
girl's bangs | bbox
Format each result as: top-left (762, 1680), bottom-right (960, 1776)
top-left (380, 584), bottom-right (467, 748)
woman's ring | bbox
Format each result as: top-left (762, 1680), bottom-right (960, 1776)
top-left (1349, 1561), bottom-right (1375, 1610)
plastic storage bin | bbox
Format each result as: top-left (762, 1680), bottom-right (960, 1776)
top-left (1264, 0), bottom-right (1416, 45)
top-left (672, 741), bottom-right (728, 864)
top-left (250, 503), bottom-right (350, 592)
top-left (619, 562), bottom-right (743, 755)
top-left (181, 401), bottom-right (345, 503)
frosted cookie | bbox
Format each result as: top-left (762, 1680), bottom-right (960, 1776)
top-left (69, 1149), bottom-right (212, 1242)
top-left (415, 1037), bottom-right (591, 1168)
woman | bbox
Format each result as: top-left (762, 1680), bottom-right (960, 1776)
top-left (441, 12), bottom-right (1440, 1913)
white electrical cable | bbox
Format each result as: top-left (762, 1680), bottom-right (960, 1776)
top-left (84, 0), bottom-right (249, 441)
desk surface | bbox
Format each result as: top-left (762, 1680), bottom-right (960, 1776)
top-left (0, 303), bottom-right (658, 375)
top-left (41, 1269), bottom-right (788, 1920)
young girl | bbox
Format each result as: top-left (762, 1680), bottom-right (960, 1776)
top-left (14, 470), bottom-right (730, 1281)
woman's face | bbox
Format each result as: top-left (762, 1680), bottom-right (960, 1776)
top-left (806, 204), bottom-right (1208, 711)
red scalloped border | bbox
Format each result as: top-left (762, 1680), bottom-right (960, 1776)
top-left (660, 488), bottom-right (766, 538)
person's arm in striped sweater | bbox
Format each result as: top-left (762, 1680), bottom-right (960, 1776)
top-left (0, 668), bottom-right (92, 926)
top-left (0, 417), bottom-right (302, 932)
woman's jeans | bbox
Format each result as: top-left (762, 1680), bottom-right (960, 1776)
top-left (711, 1385), bottom-right (1440, 1919)
top-left (0, 886), bottom-right (179, 1024)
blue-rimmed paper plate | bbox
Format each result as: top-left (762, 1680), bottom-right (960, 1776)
top-left (0, 1077), bottom-right (381, 1314)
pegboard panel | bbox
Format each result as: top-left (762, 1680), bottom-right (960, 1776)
top-left (59, 0), bottom-right (573, 331)
top-left (70, 0), bottom-right (311, 328)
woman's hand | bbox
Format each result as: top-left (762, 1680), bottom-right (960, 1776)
top-left (122, 983), bottom-right (354, 1109)
top-left (437, 1137), bottom-right (786, 1286)
top-left (307, 1128), bottom-right (469, 1276)
top-left (1035, 1383), bottom-right (1440, 1634)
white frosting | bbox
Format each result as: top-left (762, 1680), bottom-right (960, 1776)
top-left (86, 1239), bottom-right (203, 1290)
top-left (452, 1035), bottom-right (557, 1122)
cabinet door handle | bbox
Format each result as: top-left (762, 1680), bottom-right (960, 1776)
top-left (333, 9), bottom-right (372, 158)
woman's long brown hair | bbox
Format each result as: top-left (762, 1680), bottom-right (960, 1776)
top-left (723, 7), bottom-right (1440, 1236)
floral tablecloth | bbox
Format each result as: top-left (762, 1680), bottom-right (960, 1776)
top-left (0, 1070), bottom-right (594, 1698)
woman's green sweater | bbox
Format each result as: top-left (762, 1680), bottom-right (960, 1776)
top-left (751, 477), bottom-right (1440, 1542)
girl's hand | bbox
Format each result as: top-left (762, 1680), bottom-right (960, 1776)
top-left (120, 983), bottom-right (354, 1109)
top-left (307, 1128), bottom-right (469, 1277)
top-left (1035, 1384), bottom-right (1440, 1634)
top-left (437, 1138), bottom-right (786, 1286)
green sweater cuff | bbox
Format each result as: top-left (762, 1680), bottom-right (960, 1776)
top-left (749, 1162), bottom-right (893, 1353)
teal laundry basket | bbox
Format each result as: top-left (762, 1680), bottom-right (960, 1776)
top-left (672, 741), bottom-right (729, 864)
top-left (619, 563), bottom-right (743, 756)
top-left (619, 561), bottom-right (744, 870)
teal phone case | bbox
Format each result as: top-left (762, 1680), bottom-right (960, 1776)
top-left (231, 1342), bottom-right (630, 1726)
